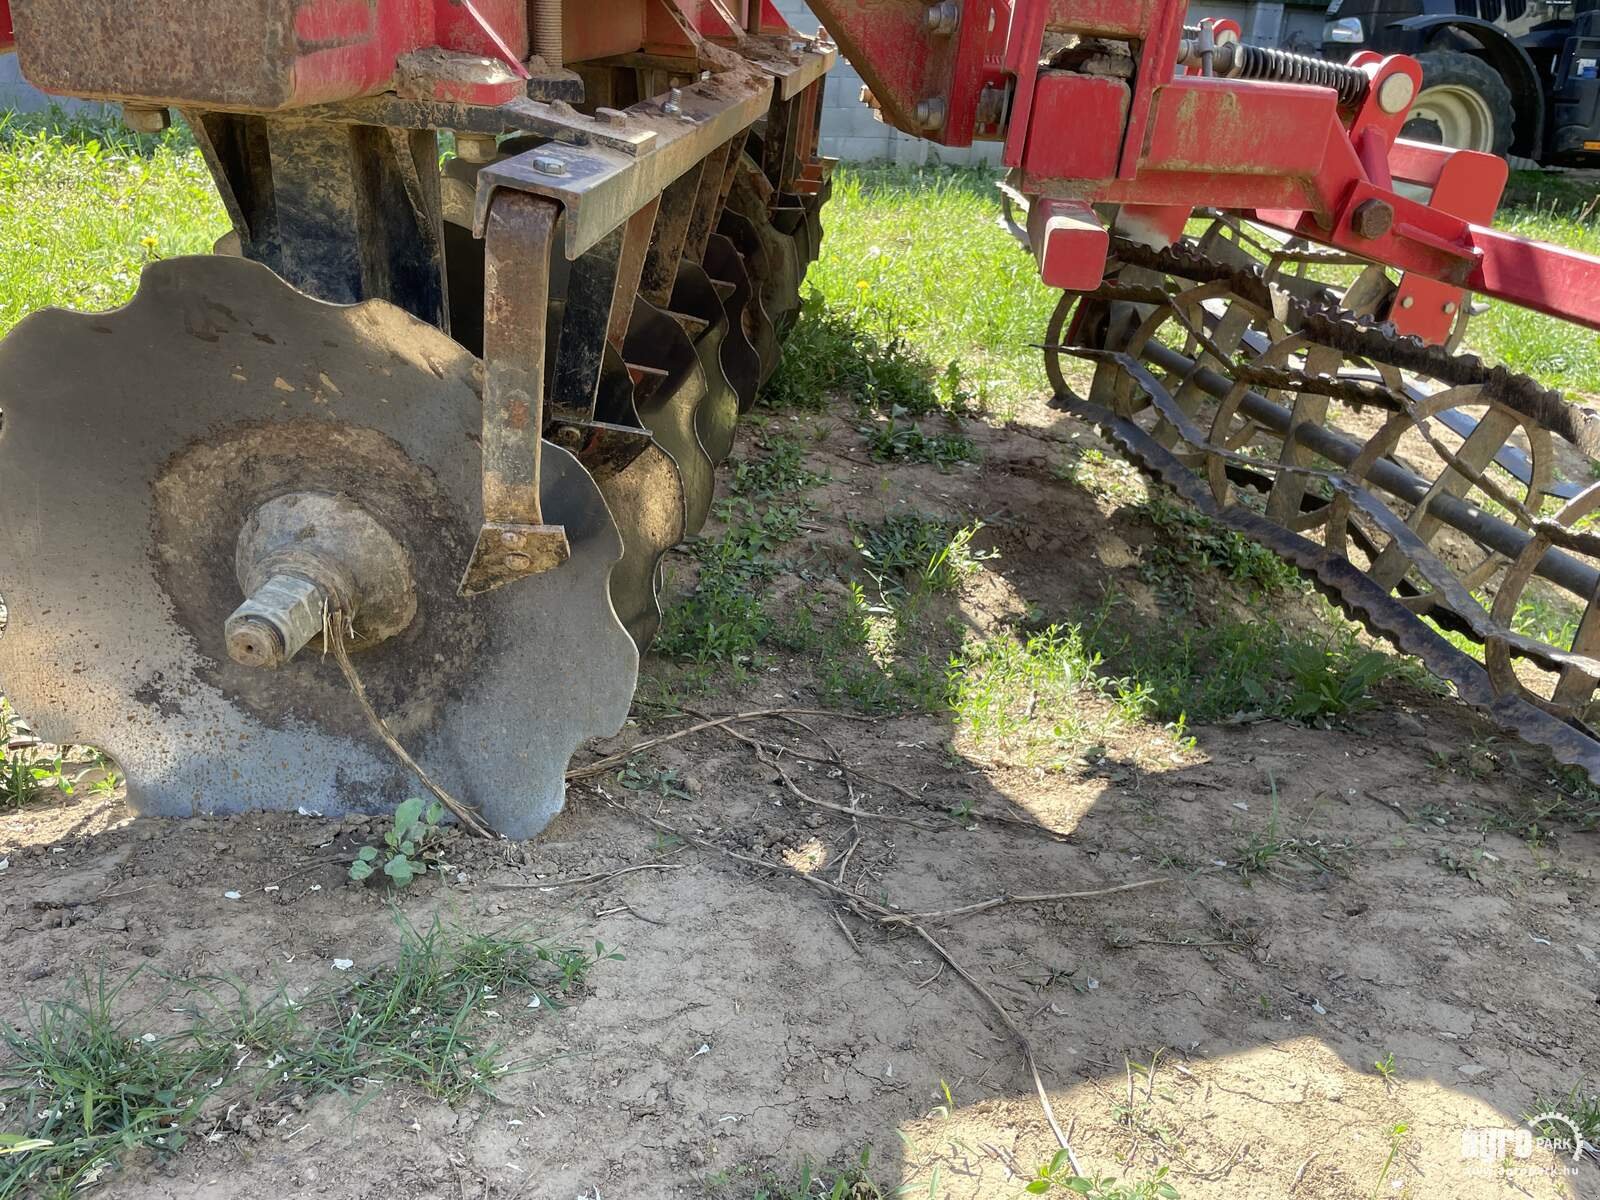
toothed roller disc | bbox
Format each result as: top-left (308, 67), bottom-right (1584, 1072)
top-left (0, 255), bottom-right (638, 839)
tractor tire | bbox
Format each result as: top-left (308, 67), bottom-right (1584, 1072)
top-left (1404, 50), bottom-right (1515, 158)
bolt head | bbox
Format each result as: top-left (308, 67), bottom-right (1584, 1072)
top-left (122, 105), bottom-right (170, 135)
top-left (531, 154), bottom-right (568, 176)
top-left (456, 133), bottom-right (500, 164)
top-left (1401, 295), bottom-right (1416, 309)
top-left (1443, 301), bottom-right (1458, 315)
top-left (504, 552), bottom-right (533, 571)
top-left (1350, 198), bottom-right (1395, 240)
top-left (1376, 70), bottom-right (1417, 116)
top-left (915, 97), bottom-right (947, 130)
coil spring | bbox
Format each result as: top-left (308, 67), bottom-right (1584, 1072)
top-left (1225, 44), bottom-right (1370, 106)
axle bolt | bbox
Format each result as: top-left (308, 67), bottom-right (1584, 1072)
top-left (225, 574), bottom-right (325, 670)
top-left (923, 1), bottom-right (960, 35)
top-left (915, 97), bottom-right (947, 130)
top-left (456, 133), bottom-right (500, 164)
top-left (1350, 198), bottom-right (1395, 240)
top-left (531, 154), bottom-right (568, 176)
top-left (122, 104), bottom-right (170, 135)
top-left (1376, 71), bottom-right (1416, 116)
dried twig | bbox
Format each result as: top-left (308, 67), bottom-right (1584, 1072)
top-left (565, 708), bottom-right (875, 782)
top-left (832, 908), bottom-right (862, 955)
top-left (488, 862), bottom-right (682, 890)
top-left (327, 617), bottom-right (494, 839)
top-left (600, 795), bottom-right (1125, 1172)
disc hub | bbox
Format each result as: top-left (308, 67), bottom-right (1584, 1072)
top-left (224, 491), bottom-right (416, 669)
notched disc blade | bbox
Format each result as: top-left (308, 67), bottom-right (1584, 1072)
top-left (625, 297), bottom-right (716, 535)
top-left (672, 260), bottom-right (739, 467)
top-left (592, 348), bottom-right (686, 650)
top-left (717, 212), bottom-right (781, 385)
top-left (705, 233), bottom-right (762, 413)
top-left (0, 256), bottom-right (638, 839)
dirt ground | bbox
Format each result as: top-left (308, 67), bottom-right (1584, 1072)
top-left (2, 396), bottom-right (1597, 1200)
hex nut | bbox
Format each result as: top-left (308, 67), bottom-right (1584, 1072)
top-left (915, 97), bottom-right (947, 130)
top-left (1350, 198), bottom-right (1395, 240)
top-left (456, 133), bottom-right (500, 164)
top-left (122, 105), bottom-right (170, 135)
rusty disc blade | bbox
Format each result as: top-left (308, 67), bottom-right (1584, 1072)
top-left (591, 346), bottom-right (687, 650)
top-left (705, 232), bottom-right (762, 413)
top-left (0, 255), bottom-right (638, 838)
top-left (624, 297), bottom-right (717, 535)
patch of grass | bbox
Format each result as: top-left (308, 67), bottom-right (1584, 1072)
top-left (0, 920), bottom-right (615, 1197)
top-left (728, 436), bottom-right (825, 500)
top-left (1084, 602), bottom-right (1402, 726)
top-left (859, 416), bottom-right (977, 469)
top-left (1135, 496), bottom-right (1304, 604)
top-left (762, 290), bottom-right (950, 415)
top-left (949, 624), bottom-right (1152, 767)
top-left (1525, 1081), bottom-right (1600, 1165)
top-left (809, 583), bottom-right (951, 715)
top-left (801, 166), bottom-right (1057, 408)
top-left (0, 110), bottom-right (225, 336)
top-left (655, 499), bottom-right (811, 665)
top-left (853, 514), bottom-right (992, 595)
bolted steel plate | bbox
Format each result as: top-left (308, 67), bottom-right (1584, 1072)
top-left (0, 255), bottom-right (638, 839)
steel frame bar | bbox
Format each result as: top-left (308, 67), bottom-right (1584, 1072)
top-left (460, 191), bottom-right (573, 597)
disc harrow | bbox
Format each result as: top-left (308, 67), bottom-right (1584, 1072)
top-left (1047, 235), bottom-right (1600, 773)
top-left (10, 0), bottom-right (1600, 834)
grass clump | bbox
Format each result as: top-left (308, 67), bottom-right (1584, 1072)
top-left (0, 919), bottom-right (616, 1197)
top-left (727, 436), bottom-right (825, 500)
top-left (949, 624), bottom-right (1151, 766)
top-left (1135, 496), bottom-right (1304, 604)
top-left (655, 499), bottom-right (812, 665)
top-left (853, 513), bottom-right (992, 595)
top-left (859, 415), bottom-right (977, 469)
top-left (1085, 604), bottom-right (1401, 726)
top-left (761, 291), bottom-right (946, 415)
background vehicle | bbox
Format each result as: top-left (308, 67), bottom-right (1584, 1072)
top-left (1321, 0), bottom-right (1600, 161)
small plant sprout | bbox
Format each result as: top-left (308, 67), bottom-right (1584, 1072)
top-left (349, 796), bottom-right (446, 886)
top-left (1373, 1052), bottom-right (1399, 1088)
top-left (1026, 1152), bottom-right (1178, 1198)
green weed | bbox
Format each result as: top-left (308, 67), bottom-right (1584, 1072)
top-left (1026, 1152), bottom-right (1178, 1198)
top-left (728, 436), bottom-right (825, 499)
top-left (853, 514), bottom-right (992, 595)
top-left (860, 416), bottom-right (978, 469)
top-left (348, 796), bottom-right (446, 886)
